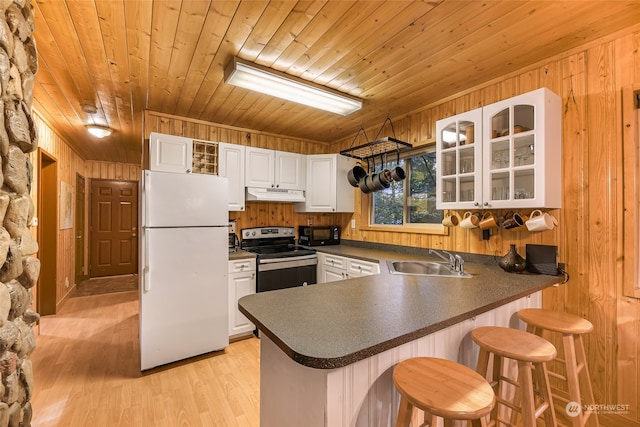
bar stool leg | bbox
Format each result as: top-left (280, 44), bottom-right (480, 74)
top-left (564, 332), bottom-right (584, 427)
top-left (534, 361), bottom-right (558, 427)
top-left (573, 335), bottom-right (600, 427)
top-left (477, 348), bottom-right (503, 424)
top-left (396, 395), bottom-right (413, 427)
top-left (518, 360), bottom-right (537, 427)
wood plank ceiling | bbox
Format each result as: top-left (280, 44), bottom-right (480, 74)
top-left (32, 0), bottom-right (640, 164)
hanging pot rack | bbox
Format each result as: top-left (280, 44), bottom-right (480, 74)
top-left (340, 115), bottom-right (412, 161)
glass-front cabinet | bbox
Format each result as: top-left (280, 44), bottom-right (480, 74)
top-left (436, 88), bottom-right (562, 210)
top-left (482, 88), bottom-right (561, 209)
top-left (436, 108), bottom-right (482, 209)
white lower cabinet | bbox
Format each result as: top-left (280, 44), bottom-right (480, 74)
top-left (228, 259), bottom-right (256, 338)
top-left (317, 253), bottom-right (380, 283)
top-left (347, 258), bottom-right (380, 278)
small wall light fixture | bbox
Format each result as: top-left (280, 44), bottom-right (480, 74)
top-left (86, 124), bottom-right (112, 138)
top-left (224, 57), bottom-right (362, 116)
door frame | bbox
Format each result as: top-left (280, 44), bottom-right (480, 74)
top-left (36, 148), bottom-right (58, 316)
top-left (74, 173), bottom-right (87, 284)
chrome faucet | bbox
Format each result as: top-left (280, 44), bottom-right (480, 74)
top-left (455, 254), bottom-right (465, 275)
top-left (429, 249), bottom-right (466, 275)
top-left (429, 249), bottom-right (456, 271)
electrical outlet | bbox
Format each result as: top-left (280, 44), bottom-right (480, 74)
top-left (351, 219), bottom-right (356, 229)
top-left (307, 219), bottom-right (313, 226)
top-left (65, 277), bottom-right (70, 288)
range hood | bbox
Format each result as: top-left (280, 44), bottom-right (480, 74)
top-left (246, 187), bottom-right (305, 203)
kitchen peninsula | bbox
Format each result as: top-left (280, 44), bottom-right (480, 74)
top-left (239, 251), bottom-right (563, 427)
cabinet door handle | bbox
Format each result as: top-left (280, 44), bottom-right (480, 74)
top-left (483, 202), bottom-right (489, 207)
top-left (474, 202), bottom-right (480, 207)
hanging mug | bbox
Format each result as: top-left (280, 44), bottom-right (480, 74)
top-left (479, 212), bottom-right (498, 230)
top-left (525, 210), bottom-right (558, 232)
top-left (460, 211), bottom-right (479, 229)
top-left (442, 213), bottom-right (459, 227)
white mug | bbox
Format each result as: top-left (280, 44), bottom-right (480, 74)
top-left (442, 213), bottom-right (459, 227)
top-left (525, 210), bottom-right (558, 232)
top-left (459, 211), bottom-right (479, 229)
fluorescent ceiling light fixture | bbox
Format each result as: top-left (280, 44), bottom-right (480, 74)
top-left (86, 124), bottom-right (112, 138)
top-left (224, 57), bottom-right (362, 115)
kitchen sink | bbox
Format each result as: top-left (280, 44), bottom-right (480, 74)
top-left (386, 260), bottom-right (472, 278)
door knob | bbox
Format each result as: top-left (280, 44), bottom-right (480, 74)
top-left (132, 233), bottom-right (137, 237)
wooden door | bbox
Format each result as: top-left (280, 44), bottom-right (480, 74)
top-left (90, 180), bottom-right (138, 277)
top-left (74, 174), bottom-right (87, 284)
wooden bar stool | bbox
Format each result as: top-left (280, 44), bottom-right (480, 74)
top-left (518, 308), bottom-right (599, 427)
top-left (472, 326), bottom-right (557, 427)
top-left (393, 357), bottom-right (495, 427)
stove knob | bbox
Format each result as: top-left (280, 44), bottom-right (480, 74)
top-left (251, 231), bottom-right (256, 236)
top-left (244, 231), bottom-right (250, 237)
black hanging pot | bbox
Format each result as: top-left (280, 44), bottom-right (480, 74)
top-left (347, 162), bottom-right (367, 187)
top-left (391, 149), bottom-right (406, 181)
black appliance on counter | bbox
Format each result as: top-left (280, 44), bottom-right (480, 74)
top-left (240, 226), bottom-right (317, 292)
top-left (298, 225), bottom-right (340, 246)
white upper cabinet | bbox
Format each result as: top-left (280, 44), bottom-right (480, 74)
top-left (245, 147), bottom-right (275, 188)
top-left (276, 151), bottom-right (306, 190)
top-left (436, 88), bottom-right (562, 210)
top-left (436, 108), bottom-right (483, 210)
top-left (149, 132), bottom-right (193, 174)
top-left (296, 154), bottom-right (354, 213)
top-left (218, 143), bottom-right (246, 211)
top-left (482, 88), bottom-right (561, 209)
top-left (245, 147), bottom-right (305, 190)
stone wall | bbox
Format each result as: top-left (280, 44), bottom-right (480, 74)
top-left (0, 0), bottom-right (39, 425)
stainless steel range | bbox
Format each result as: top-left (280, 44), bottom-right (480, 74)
top-left (240, 226), bottom-right (317, 292)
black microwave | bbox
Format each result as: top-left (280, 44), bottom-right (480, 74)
top-left (298, 225), bottom-right (340, 246)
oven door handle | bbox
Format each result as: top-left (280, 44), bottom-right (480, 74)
top-left (258, 256), bottom-right (318, 271)
top-left (258, 254), bottom-right (318, 264)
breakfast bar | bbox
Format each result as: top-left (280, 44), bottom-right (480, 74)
top-left (239, 256), bottom-right (563, 427)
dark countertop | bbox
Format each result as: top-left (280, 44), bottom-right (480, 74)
top-left (228, 249), bottom-right (256, 261)
top-left (238, 244), bottom-right (562, 369)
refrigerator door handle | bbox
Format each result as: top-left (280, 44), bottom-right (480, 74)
top-left (143, 172), bottom-right (150, 227)
top-left (143, 232), bottom-right (151, 291)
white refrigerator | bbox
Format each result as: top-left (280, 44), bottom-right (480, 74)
top-left (139, 170), bottom-right (229, 371)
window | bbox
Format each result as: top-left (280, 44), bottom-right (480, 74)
top-left (371, 147), bottom-right (444, 230)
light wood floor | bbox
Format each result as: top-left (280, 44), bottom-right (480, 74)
top-left (30, 290), bottom-right (260, 427)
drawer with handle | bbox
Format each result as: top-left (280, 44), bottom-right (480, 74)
top-left (228, 259), bottom-right (255, 274)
